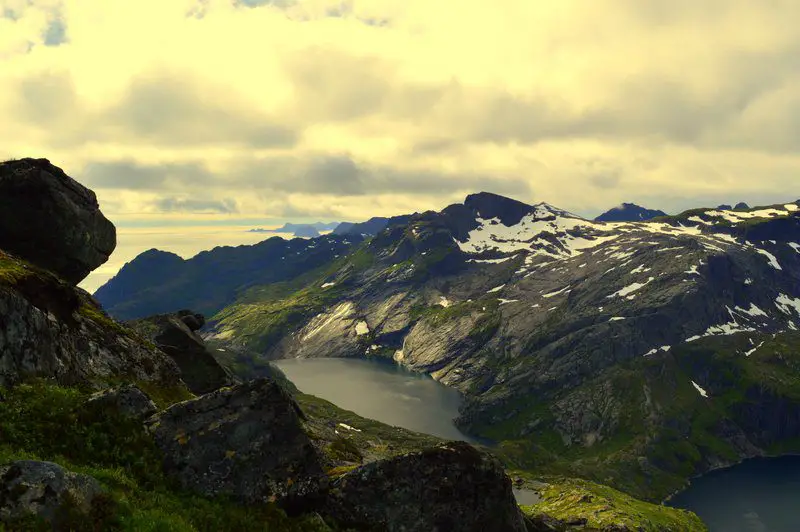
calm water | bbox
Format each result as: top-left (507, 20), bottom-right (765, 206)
top-left (669, 456), bottom-right (800, 532)
top-left (273, 357), bottom-right (472, 441)
top-left (275, 357), bottom-right (541, 506)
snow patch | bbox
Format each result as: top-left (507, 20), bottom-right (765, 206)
top-left (439, 297), bottom-right (451, 308)
top-left (321, 282), bottom-right (336, 288)
top-left (487, 284), bottom-right (506, 294)
top-left (776, 294), bottom-right (800, 316)
top-left (608, 277), bottom-right (654, 298)
top-left (755, 249), bottom-right (782, 270)
top-left (692, 381), bottom-right (709, 398)
top-left (355, 321), bottom-right (370, 336)
top-left (338, 423), bottom-right (362, 432)
top-left (543, 286), bottom-right (571, 298)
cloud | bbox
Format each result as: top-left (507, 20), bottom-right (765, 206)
top-left (0, 0), bottom-right (799, 230)
top-left (154, 197), bottom-right (238, 214)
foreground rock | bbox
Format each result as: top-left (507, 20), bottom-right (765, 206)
top-left (0, 461), bottom-right (104, 526)
top-left (85, 384), bottom-right (157, 420)
top-left (128, 310), bottom-right (235, 394)
top-left (0, 158), bottom-right (116, 285)
top-left (145, 378), bottom-right (325, 510)
top-left (324, 441), bottom-right (527, 532)
top-left (0, 250), bottom-right (184, 389)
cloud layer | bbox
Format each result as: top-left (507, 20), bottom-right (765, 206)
top-left (2, 0), bottom-right (799, 223)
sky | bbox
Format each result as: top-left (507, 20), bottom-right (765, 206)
top-left (2, 0), bottom-right (799, 291)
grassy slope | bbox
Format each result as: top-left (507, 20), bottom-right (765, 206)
top-left (523, 479), bottom-right (706, 531)
top-left (0, 381), bottom-right (332, 531)
top-left (483, 331), bottom-right (800, 502)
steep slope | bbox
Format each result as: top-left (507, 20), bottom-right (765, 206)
top-left (595, 203), bottom-right (667, 222)
top-left (94, 234), bottom-right (364, 320)
top-left (209, 192), bottom-right (800, 499)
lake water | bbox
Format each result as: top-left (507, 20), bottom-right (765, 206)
top-left (274, 357), bottom-right (542, 506)
top-left (668, 456), bottom-right (800, 531)
top-left (273, 357), bottom-right (472, 441)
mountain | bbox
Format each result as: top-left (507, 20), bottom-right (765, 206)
top-left (94, 234), bottom-right (364, 320)
top-left (333, 215), bottom-right (414, 236)
top-left (595, 203), bottom-right (667, 222)
top-left (206, 191), bottom-right (800, 500)
top-left (250, 222), bottom-right (342, 238)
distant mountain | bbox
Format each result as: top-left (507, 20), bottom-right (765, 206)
top-left (248, 222), bottom-right (340, 237)
top-left (203, 191), bottom-right (800, 501)
top-left (333, 215), bottom-right (414, 236)
top-left (595, 203), bottom-right (667, 222)
top-left (94, 234), bottom-right (364, 320)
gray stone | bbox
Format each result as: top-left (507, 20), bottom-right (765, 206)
top-left (86, 385), bottom-right (158, 420)
top-left (0, 158), bottom-right (116, 284)
top-left (324, 441), bottom-right (527, 532)
top-left (128, 311), bottom-right (234, 394)
top-left (145, 378), bottom-right (325, 510)
top-left (0, 460), bottom-right (103, 525)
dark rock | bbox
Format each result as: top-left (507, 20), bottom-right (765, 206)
top-left (177, 309), bottom-right (205, 331)
top-left (717, 204), bottom-right (733, 210)
top-left (734, 202), bottom-right (750, 210)
top-left (523, 513), bottom-right (568, 531)
top-left (145, 378), bottom-right (325, 510)
top-left (0, 158), bottom-right (116, 284)
top-left (128, 311), bottom-right (234, 394)
top-left (595, 203), bottom-right (667, 222)
top-left (333, 216), bottom-right (413, 237)
top-left (324, 441), bottom-right (527, 532)
top-left (0, 460), bottom-right (103, 525)
top-left (85, 385), bottom-right (157, 420)
top-left (0, 251), bottom-right (183, 389)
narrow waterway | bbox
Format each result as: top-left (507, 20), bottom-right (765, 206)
top-left (668, 456), bottom-right (800, 532)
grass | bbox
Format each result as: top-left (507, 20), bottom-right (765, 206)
top-left (523, 478), bottom-right (707, 531)
top-left (0, 380), bottom-right (333, 531)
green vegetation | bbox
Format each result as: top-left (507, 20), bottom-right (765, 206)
top-left (478, 331), bottom-right (800, 502)
top-left (523, 478), bottom-right (707, 531)
top-left (0, 380), bottom-right (332, 531)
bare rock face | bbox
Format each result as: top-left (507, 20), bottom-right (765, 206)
top-left (324, 441), bottom-right (527, 532)
top-left (128, 310), bottom-right (235, 394)
top-left (0, 158), bottom-right (116, 285)
top-left (0, 251), bottom-right (184, 389)
top-left (145, 378), bottom-right (325, 511)
top-left (0, 461), bottom-right (104, 526)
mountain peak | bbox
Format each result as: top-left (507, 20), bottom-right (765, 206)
top-left (595, 203), bottom-right (667, 222)
top-left (463, 192), bottom-right (534, 227)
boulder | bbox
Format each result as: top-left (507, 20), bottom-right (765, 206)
top-left (85, 384), bottom-right (157, 420)
top-left (324, 441), bottom-right (527, 532)
top-left (0, 158), bottom-right (116, 284)
top-left (145, 378), bottom-right (325, 511)
top-left (0, 460), bottom-right (104, 526)
top-left (128, 311), bottom-right (234, 394)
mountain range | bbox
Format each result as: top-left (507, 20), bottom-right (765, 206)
top-left (96, 190), bottom-right (800, 503)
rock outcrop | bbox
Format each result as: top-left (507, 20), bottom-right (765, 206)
top-left (85, 384), bottom-right (157, 420)
top-left (145, 378), bottom-right (325, 511)
top-left (128, 310), bottom-right (235, 394)
top-left (324, 441), bottom-right (527, 532)
top-left (0, 461), bottom-right (104, 526)
top-left (0, 250), bottom-right (183, 389)
top-left (0, 158), bottom-right (116, 285)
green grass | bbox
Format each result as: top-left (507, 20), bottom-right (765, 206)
top-left (0, 380), bottom-right (333, 531)
top-left (524, 478), bottom-right (707, 531)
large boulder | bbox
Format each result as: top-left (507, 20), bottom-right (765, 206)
top-left (128, 310), bottom-right (235, 394)
top-left (324, 441), bottom-right (527, 532)
top-left (145, 378), bottom-right (325, 511)
top-left (0, 461), bottom-right (104, 526)
top-left (0, 158), bottom-right (116, 284)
